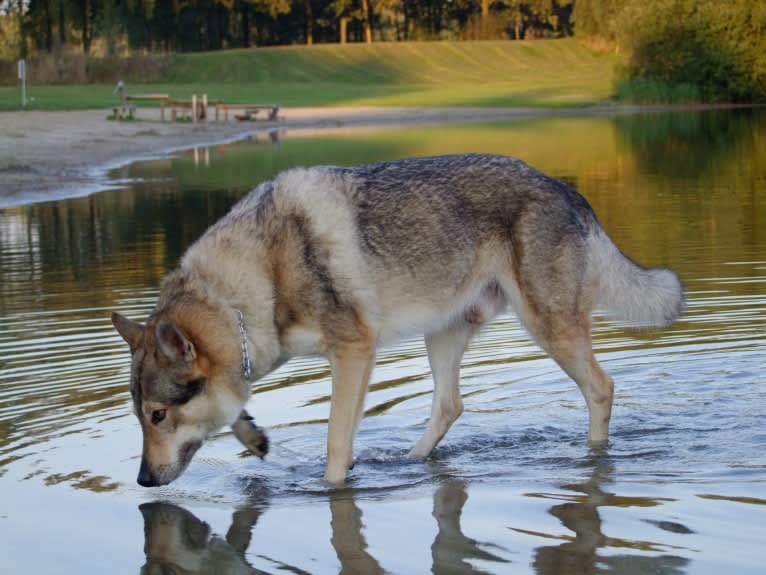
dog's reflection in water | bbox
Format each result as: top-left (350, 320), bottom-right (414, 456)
top-left (327, 479), bottom-right (509, 575)
top-left (140, 480), bottom-right (509, 574)
top-left (530, 459), bottom-right (691, 575)
top-left (139, 502), bottom-right (266, 575)
top-left (430, 480), bottom-right (510, 573)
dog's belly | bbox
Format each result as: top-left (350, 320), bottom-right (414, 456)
top-left (376, 280), bottom-right (505, 344)
top-left (378, 301), bottom-right (453, 343)
top-left (280, 305), bottom-right (456, 356)
top-left (279, 278), bottom-right (506, 355)
top-left (281, 323), bottom-right (323, 355)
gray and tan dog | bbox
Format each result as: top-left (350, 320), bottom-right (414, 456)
top-left (112, 154), bottom-right (684, 486)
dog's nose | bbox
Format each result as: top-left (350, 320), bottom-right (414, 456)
top-left (137, 462), bottom-right (158, 487)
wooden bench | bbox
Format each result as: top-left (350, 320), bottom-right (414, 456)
top-left (168, 96), bottom-right (223, 122)
top-left (126, 94), bottom-right (170, 120)
top-left (112, 105), bottom-right (137, 120)
top-left (168, 98), bottom-right (201, 122)
top-left (214, 103), bottom-right (280, 122)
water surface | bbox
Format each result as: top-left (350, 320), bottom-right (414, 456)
top-left (1, 109), bottom-right (765, 574)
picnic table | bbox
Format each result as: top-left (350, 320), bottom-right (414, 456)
top-left (214, 103), bottom-right (280, 122)
top-left (126, 94), bottom-right (170, 120)
top-left (109, 84), bottom-right (280, 123)
top-left (167, 97), bottom-right (218, 122)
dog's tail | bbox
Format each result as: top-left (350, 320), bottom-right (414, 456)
top-left (588, 228), bottom-right (685, 327)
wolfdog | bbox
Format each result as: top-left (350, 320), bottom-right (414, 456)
top-left (112, 154), bottom-right (684, 486)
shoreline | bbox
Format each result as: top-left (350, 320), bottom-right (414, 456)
top-left (0, 103), bottom-right (755, 208)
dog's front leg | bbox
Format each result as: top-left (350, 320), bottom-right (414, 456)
top-left (231, 410), bottom-right (269, 458)
top-left (325, 343), bottom-right (375, 485)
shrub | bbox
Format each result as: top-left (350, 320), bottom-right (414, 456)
top-left (578, 0), bottom-right (766, 103)
top-left (615, 77), bottom-right (701, 104)
top-left (619, 1), bottom-right (766, 102)
top-left (0, 52), bottom-right (175, 85)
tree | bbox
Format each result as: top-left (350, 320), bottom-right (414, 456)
top-left (77, 0), bottom-right (96, 54)
top-left (303, 0), bottom-right (312, 44)
top-left (57, 0), bottom-right (66, 47)
top-left (98, 0), bottom-right (119, 55)
top-left (332, 0), bottom-right (374, 43)
top-left (5, 0), bottom-right (584, 57)
top-left (27, 0), bottom-right (54, 52)
top-left (572, 0), bottom-right (620, 39)
top-left (15, 0), bottom-right (26, 57)
top-left (360, 0), bottom-right (372, 42)
top-left (154, 0), bottom-right (177, 50)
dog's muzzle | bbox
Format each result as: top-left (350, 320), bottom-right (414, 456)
top-left (137, 460), bottom-right (160, 487)
top-left (136, 440), bottom-right (202, 487)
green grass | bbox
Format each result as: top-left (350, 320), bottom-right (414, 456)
top-left (0, 39), bottom-right (621, 112)
top-left (615, 77), bottom-right (702, 104)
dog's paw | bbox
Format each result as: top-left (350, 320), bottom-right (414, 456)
top-left (231, 413), bottom-right (269, 458)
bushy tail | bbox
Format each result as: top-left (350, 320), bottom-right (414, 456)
top-left (588, 229), bottom-right (685, 327)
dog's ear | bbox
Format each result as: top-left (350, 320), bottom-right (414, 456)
top-left (111, 312), bottom-right (144, 351)
top-left (156, 320), bottom-right (196, 364)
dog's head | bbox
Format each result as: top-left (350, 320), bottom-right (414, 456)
top-left (112, 311), bottom-right (246, 487)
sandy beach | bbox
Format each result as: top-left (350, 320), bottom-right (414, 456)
top-left (0, 105), bottom-right (624, 207)
top-left (0, 102), bottom-right (732, 207)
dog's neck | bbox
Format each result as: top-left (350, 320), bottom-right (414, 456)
top-left (167, 194), bottom-right (292, 382)
top-left (164, 253), bottom-right (283, 383)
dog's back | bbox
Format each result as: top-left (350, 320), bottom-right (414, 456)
top-left (207, 154), bottom-right (682, 341)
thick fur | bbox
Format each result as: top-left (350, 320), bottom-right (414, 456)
top-left (112, 154), bottom-right (684, 486)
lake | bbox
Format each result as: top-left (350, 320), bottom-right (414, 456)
top-left (1, 109), bottom-right (765, 574)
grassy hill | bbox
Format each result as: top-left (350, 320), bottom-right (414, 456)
top-left (0, 39), bottom-right (621, 111)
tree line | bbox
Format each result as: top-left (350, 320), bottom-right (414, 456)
top-left (2, 1), bottom-right (575, 55)
top-left (2, 1), bottom-right (764, 102)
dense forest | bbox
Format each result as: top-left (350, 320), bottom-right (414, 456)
top-left (1, 1), bottom-right (764, 102)
top-left (1, 0), bottom-right (576, 53)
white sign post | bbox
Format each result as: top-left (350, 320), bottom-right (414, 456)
top-left (18, 59), bottom-right (27, 108)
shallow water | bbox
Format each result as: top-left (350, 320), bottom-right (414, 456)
top-left (1, 109), bottom-right (765, 574)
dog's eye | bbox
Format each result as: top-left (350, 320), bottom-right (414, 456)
top-left (151, 409), bottom-right (167, 425)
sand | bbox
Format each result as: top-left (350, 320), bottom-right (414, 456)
top-left (0, 103), bottom-right (714, 207)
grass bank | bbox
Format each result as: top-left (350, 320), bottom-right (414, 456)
top-left (0, 39), bottom-right (620, 112)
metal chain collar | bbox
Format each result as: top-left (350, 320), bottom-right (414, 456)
top-left (235, 309), bottom-right (253, 381)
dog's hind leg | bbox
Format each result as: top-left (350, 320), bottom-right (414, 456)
top-left (563, 345), bottom-right (614, 445)
top-left (325, 341), bottom-right (376, 484)
top-left (408, 282), bottom-right (508, 459)
top-left (408, 323), bottom-right (475, 459)
top-left (511, 296), bottom-right (614, 445)
top-left (548, 329), bottom-right (614, 445)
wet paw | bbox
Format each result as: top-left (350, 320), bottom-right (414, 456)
top-left (231, 413), bottom-right (269, 458)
